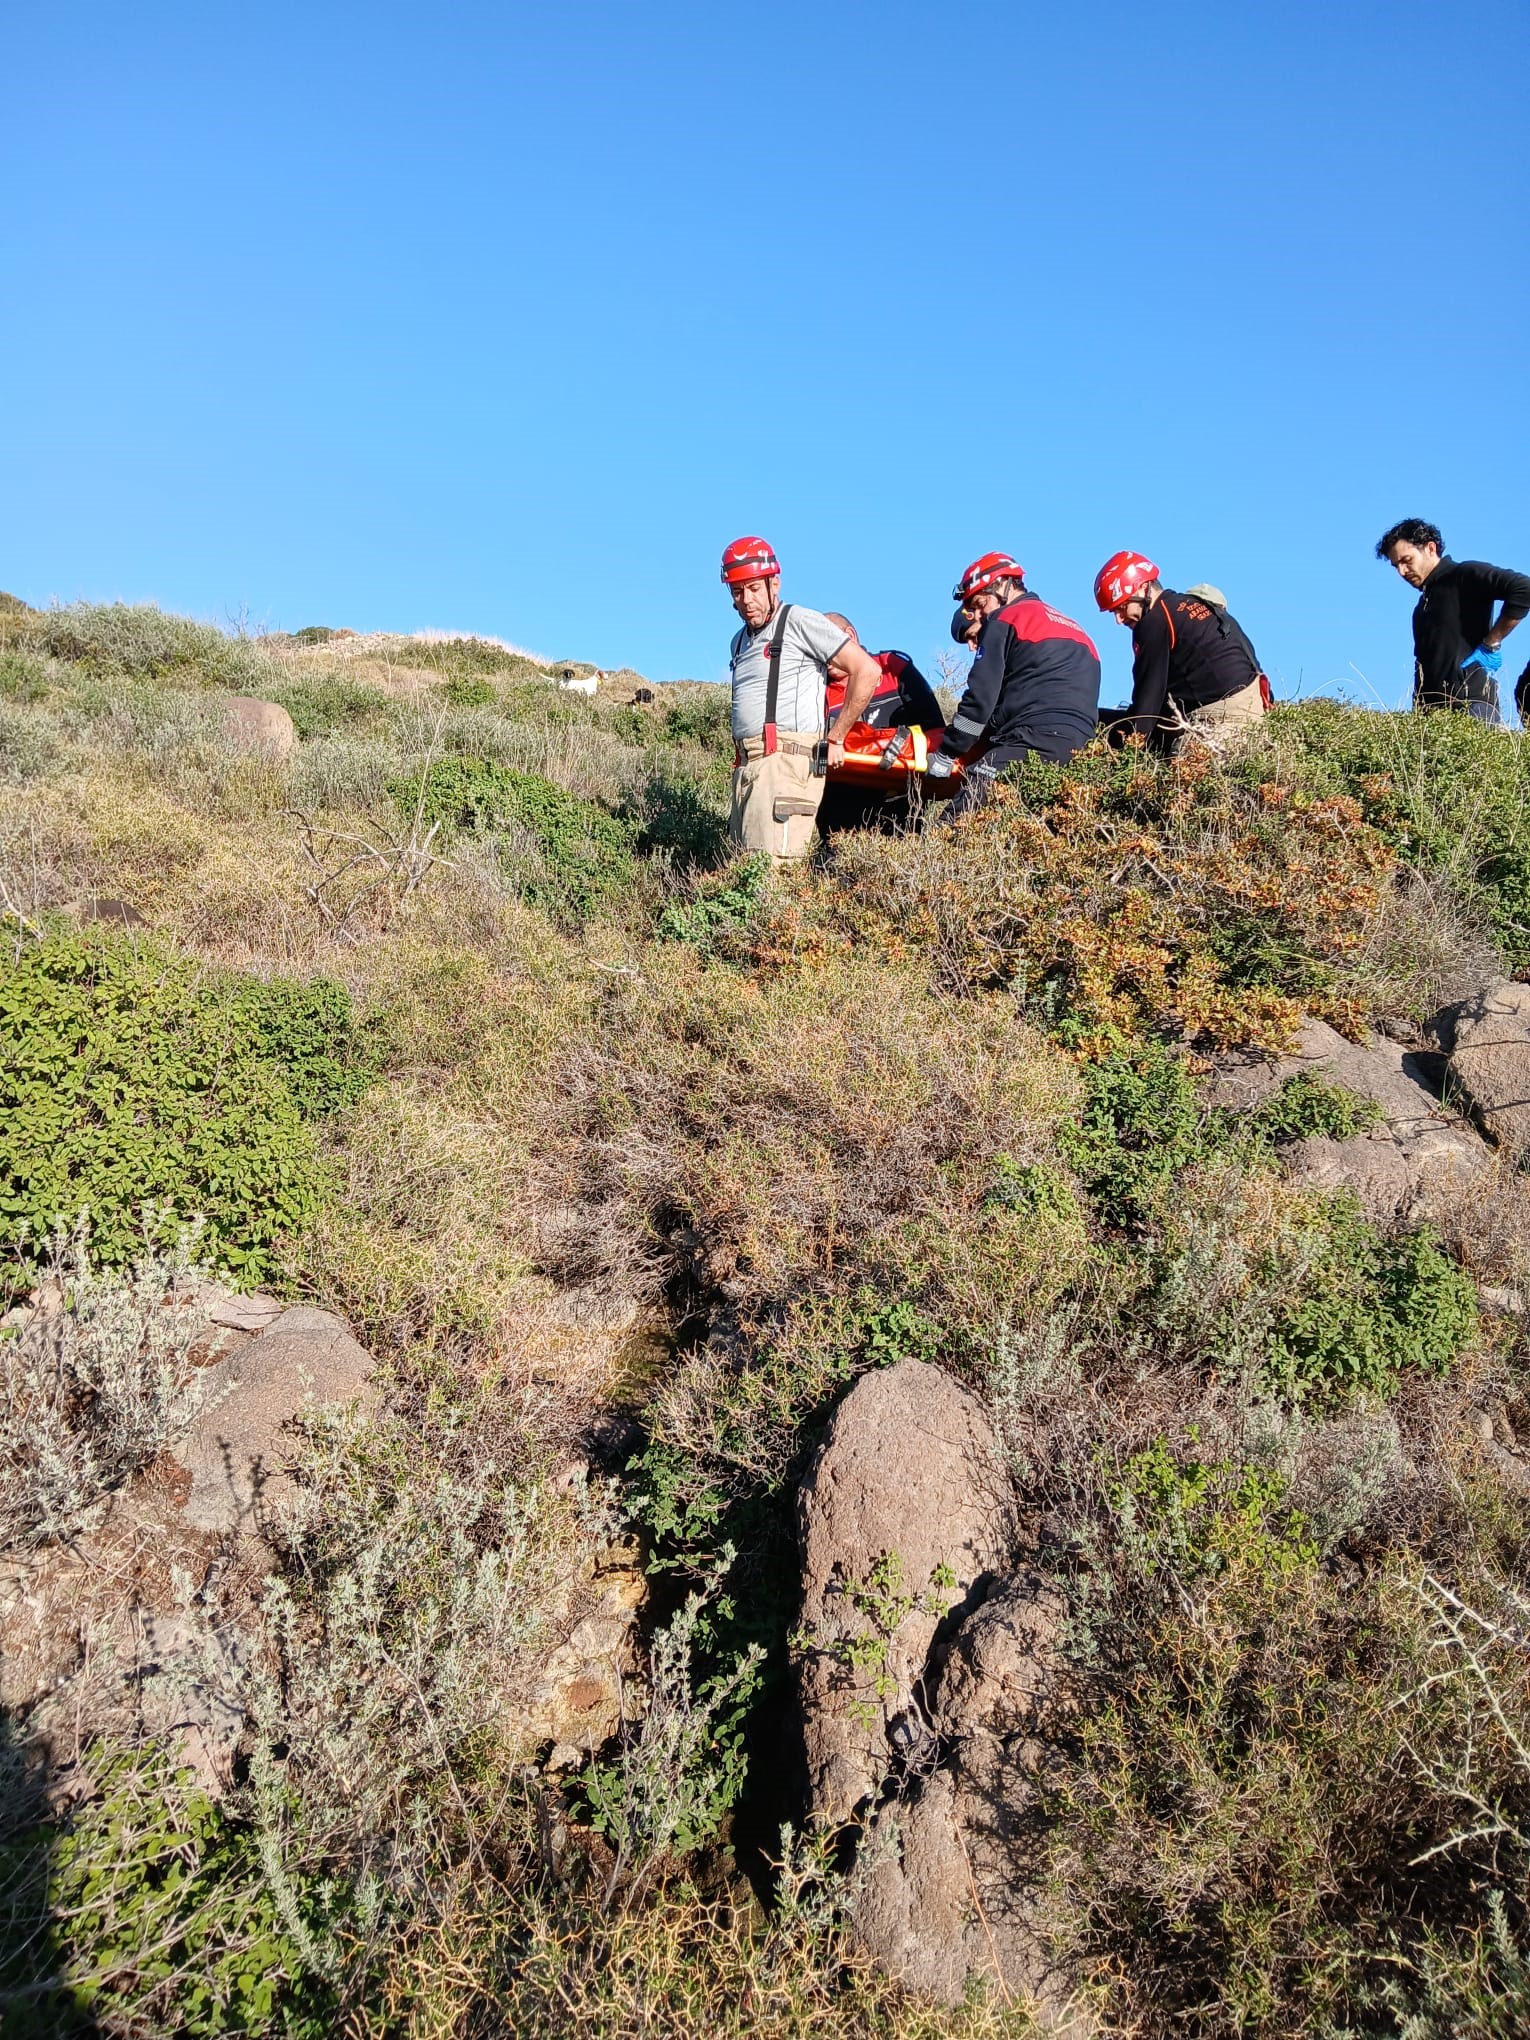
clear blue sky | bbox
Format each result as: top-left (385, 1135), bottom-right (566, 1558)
top-left (4, 1), bottom-right (1527, 710)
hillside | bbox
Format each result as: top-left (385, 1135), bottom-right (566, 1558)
top-left (4, 597), bottom-right (1530, 2037)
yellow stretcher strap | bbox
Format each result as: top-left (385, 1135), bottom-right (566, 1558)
top-left (910, 724), bottom-right (928, 773)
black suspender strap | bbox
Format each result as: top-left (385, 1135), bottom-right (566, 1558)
top-left (761, 603), bottom-right (793, 758)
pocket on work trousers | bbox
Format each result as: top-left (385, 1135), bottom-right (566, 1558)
top-left (730, 750), bottom-right (824, 862)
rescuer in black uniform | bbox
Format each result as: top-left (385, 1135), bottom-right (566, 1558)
top-left (1375, 518), bottom-right (1530, 723)
top-left (1092, 552), bottom-right (1267, 747)
top-left (927, 551), bottom-right (1101, 817)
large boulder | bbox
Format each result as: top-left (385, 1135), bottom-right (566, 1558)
top-left (1210, 1017), bottom-right (1487, 1227)
top-left (796, 1360), bottom-right (1014, 1828)
top-left (851, 1573), bottom-right (1087, 2027)
top-left (174, 1305), bottom-right (377, 1533)
top-left (1437, 980), bottom-right (1530, 1157)
top-left (222, 696), bottom-right (296, 760)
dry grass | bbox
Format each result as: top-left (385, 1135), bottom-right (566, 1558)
top-left (540, 944), bottom-right (1076, 1320)
top-left (350, 1867), bottom-right (1038, 2039)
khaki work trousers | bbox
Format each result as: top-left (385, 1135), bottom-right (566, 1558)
top-left (730, 734), bottom-right (825, 865)
top-left (1174, 676), bottom-right (1266, 752)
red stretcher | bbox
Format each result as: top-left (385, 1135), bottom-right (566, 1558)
top-left (827, 720), bottom-right (963, 792)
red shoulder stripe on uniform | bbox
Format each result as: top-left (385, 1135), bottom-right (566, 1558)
top-left (998, 600), bottom-right (1100, 659)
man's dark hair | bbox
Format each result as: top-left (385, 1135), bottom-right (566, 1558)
top-left (1376, 518), bottom-right (1443, 560)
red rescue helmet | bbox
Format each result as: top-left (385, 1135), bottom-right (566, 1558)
top-left (952, 551), bottom-right (1025, 602)
top-left (720, 535), bottom-right (781, 585)
top-left (1093, 551), bottom-right (1160, 612)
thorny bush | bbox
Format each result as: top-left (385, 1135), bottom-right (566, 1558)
top-left (1044, 1440), bottom-right (1530, 2038)
top-left (1251, 699), bottom-right (1530, 969)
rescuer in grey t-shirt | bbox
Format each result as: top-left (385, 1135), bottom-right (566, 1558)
top-left (728, 602), bottom-right (853, 740)
top-left (717, 534), bottom-right (884, 863)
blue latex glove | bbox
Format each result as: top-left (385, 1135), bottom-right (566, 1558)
top-left (1462, 645), bottom-right (1503, 675)
top-left (924, 749), bottom-right (956, 779)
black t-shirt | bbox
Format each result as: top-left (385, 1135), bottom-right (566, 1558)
top-left (1123, 590), bottom-right (1261, 739)
top-left (1411, 556), bottom-right (1530, 706)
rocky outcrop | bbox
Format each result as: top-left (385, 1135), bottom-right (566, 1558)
top-left (1210, 1017), bottom-right (1487, 1226)
top-left (222, 696), bottom-right (297, 759)
top-left (2, 1276), bottom-right (649, 1802)
top-left (796, 1360), bottom-right (1013, 1828)
top-left (0, 1473), bottom-right (268, 1796)
top-left (522, 1540), bottom-right (646, 1768)
top-left (1436, 980), bottom-right (1530, 1157)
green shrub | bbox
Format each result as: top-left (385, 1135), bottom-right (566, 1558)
top-left (1052, 1045), bottom-right (1381, 1238)
top-left (442, 672), bottom-right (496, 708)
top-left (626, 770), bottom-right (731, 868)
top-left (658, 692), bottom-right (733, 748)
top-left (390, 756), bottom-right (636, 916)
top-left (847, 1292), bottom-right (942, 1368)
top-left (0, 1743), bottom-right (332, 2038)
top-left (619, 1326), bottom-right (865, 1743)
top-left (624, 1428), bottom-right (802, 1687)
top-left (235, 973), bottom-right (378, 1117)
top-left (1058, 1041), bottom-right (1212, 1227)
top-left (269, 672), bottom-right (386, 739)
top-left (0, 927), bottom-right (373, 1288)
top-left (1109, 1437), bottom-right (1318, 1590)
top-left (986, 1155), bottom-right (1081, 1222)
top-left (657, 857), bottom-right (770, 949)
top-left (1248, 1072), bottom-right (1384, 1147)
top-left (627, 1438), bottom-right (735, 1559)
top-left (1262, 1196), bottom-right (1478, 1403)
top-left (581, 1554), bottom-right (764, 1903)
